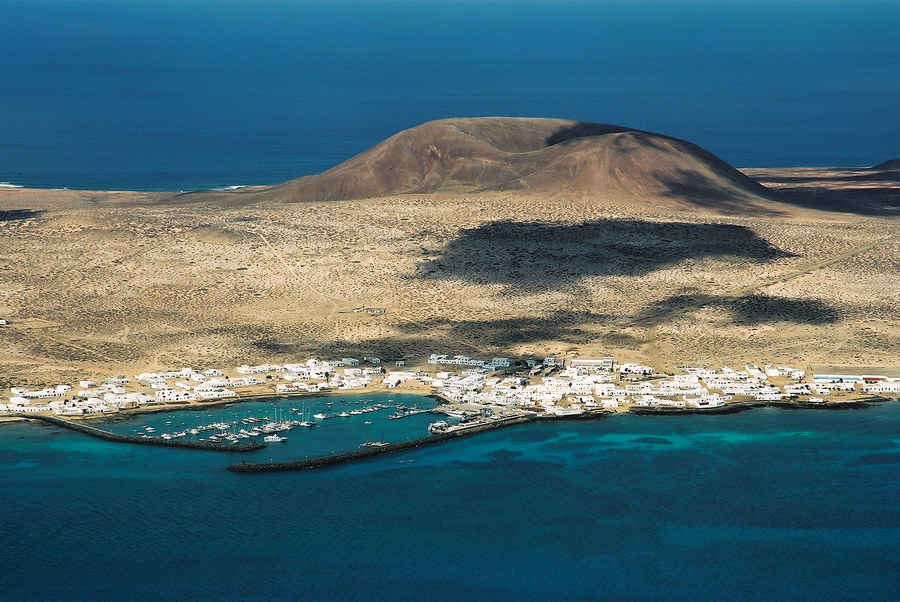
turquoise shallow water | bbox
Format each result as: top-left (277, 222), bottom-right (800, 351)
top-left (2, 395), bottom-right (899, 600)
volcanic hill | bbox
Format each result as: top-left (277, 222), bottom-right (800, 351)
top-left (278, 117), bottom-right (776, 210)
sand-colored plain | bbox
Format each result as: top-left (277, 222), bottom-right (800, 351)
top-left (1, 165), bottom-right (898, 388)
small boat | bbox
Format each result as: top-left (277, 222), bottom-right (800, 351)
top-left (428, 420), bottom-right (449, 433)
top-left (364, 420), bottom-right (372, 425)
top-left (263, 434), bottom-right (287, 443)
top-left (360, 440), bottom-right (389, 447)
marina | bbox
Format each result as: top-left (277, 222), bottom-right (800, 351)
top-left (68, 393), bottom-right (446, 463)
top-left (17, 391), bottom-right (889, 471)
top-left (229, 413), bottom-right (537, 472)
top-left (98, 397), bottom-right (438, 444)
top-left (15, 414), bottom-right (265, 452)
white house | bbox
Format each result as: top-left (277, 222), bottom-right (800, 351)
top-left (155, 389), bottom-right (196, 402)
top-left (195, 389), bottom-right (237, 400)
top-left (619, 363), bottom-right (653, 375)
top-left (237, 363), bottom-right (280, 374)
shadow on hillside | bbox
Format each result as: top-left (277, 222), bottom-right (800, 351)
top-left (395, 311), bottom-right (611, 347)
top-left (305, 294), bottom-right (839, 362)
top-left (309, 311), bottom-right (625, 361)
top-left (655, 168), bottom-right (778, 215)
top-left (635, 293), bottom-right (841, 325)
top-left (546, 123), bottom-right (899, 218)
top-left (0, 209), bottom-right (43, 222)
top-left (545, 122), bottom-right (634, 147)
top-left (418, 219), bottom-right (795, 290)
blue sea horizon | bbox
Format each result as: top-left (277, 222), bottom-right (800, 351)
top-left (1, 0), bottom-right (898, 191)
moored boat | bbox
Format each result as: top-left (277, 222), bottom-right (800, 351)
top-left (428, 420), bottom-right (449, 433)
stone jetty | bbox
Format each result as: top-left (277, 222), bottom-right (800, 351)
top-left (228, 414), bottom-right (536, 472)
top-left (16, 414), bottom-right (265, 452)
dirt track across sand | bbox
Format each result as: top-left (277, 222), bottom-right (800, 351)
top-left (2, 162), bottom-right (898, 387)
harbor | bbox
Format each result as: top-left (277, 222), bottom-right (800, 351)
top-left (18, 393), bottom-right (448, 463)
top-left (16, 391), bottom-right (891, 472)
top-left (227, 413), bottom-right (538, 472)
top-left (4, 354), bottom-right (897, 473)
top-left (14, 414), bottom-right (265, 452)
top-left (224, 396), bottom-right (892, 472)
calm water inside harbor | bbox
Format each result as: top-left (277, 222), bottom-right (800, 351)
top-left (2, 395), bottom-right (899, 600)
top-left (97, 393), bottom-right (441, 460)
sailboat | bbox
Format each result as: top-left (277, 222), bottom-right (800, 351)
top-left (298, 405), bottom-right (317, 427)
top-left (360, 429), bottom-right (388, 448)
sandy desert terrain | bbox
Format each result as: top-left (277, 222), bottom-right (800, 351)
top-left (1, 119), bottom-right (898, 387)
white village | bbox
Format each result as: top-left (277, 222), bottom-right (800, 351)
top-left (4, 352), bottom-right (898, 426)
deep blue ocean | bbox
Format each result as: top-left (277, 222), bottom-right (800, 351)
top-left (1, 0), bottom-right (898, 190)
top-left (2, 393), bottom-right (900, 600)
top-left (2, 2), bottom-right (900, 599)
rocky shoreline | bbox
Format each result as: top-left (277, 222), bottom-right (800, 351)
top-left (626, 398), bottom-right (883, 416)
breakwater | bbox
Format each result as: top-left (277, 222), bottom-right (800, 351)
top-left (228, 414), bottom-right (537, 473)
top-left (16, 414), bottom-right (265, 452)
top-left (628, 399), bottom-right (875, 416)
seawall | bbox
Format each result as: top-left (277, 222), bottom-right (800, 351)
top-left (228, 414), bottom-right (538, 473)
top-left (16, 414), bottom-right (265, 452)
top-left (628, 399), bottom-right (877, 416)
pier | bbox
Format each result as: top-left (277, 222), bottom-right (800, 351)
top-left (16, 414), bottom-right (266, 452)
top-left (228, 414), bottom-right (537, 472)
